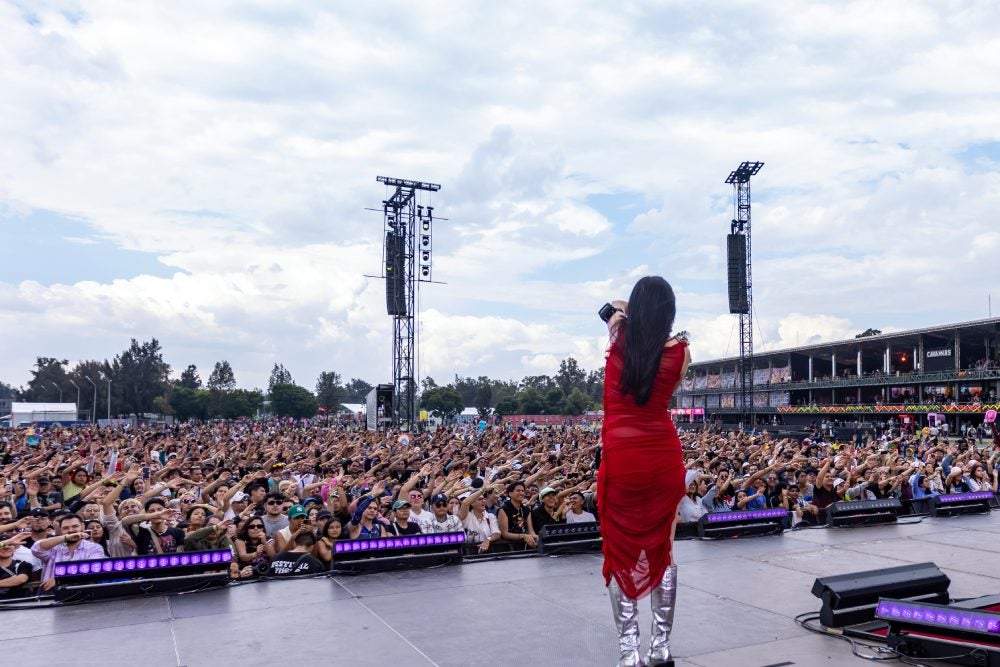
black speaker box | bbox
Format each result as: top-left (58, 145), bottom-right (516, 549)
top-left (727, 234), bottom-right (748, 314)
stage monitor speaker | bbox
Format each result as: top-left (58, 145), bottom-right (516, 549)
top-left (538, 521), bottom-right (602, 555)
top-left (726, 234), bottom-right (748, 314)
top-left (930, 491), bottom-right (994, 517)
top-left (698, 508), bottom-right (788, 538)
top-left (827, 498), bottom-right (903, 527)
top-left (385, 232), bottom-right (407, 316)
top-left (811, 562), bottom-right (950, 628)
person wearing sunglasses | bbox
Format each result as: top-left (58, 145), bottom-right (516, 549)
top-left (234, 519), bottom-right (275, 576)
top-left (423, 492), bottom-right (463, 534)
top-left (260, 493), bottom-right (289, 539)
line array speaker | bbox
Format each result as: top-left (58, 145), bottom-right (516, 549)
top-left (727, 234), bottom-right (748, 314)
top-left (385, 232), bottom-right (407, 316)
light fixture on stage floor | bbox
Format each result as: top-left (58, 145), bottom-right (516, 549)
top-left (811, 562), bottom-right (950, 628)
top-left (698, 508), bottom-right (788, 538)
top-left (53, 550), bottom-right (233, 602)
top-left (878, 598), bottom-right (1000, 664)
top-left (931, 491), bottom-right (995, 517)
top-left (331, 532), bottom-right (466, 574)
top-left (538, 521), bottom-right (602, 555)
top-left (826, 498), bottom-right (902, 527)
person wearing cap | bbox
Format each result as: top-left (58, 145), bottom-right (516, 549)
top-left (0, 532), bottom-right (33, 598)
top-left (385, 499), bottom-right (421, 536)
top-left (24, 508), bottom-right (53, 548)
top-left (275, 504), bottom-right (311, 552)
top-left (27, 476), bottom-right (63, 512)
top-left (530, 486), bottom-right (566, 534)
top-left (424, 492), bottom-right (463, 534)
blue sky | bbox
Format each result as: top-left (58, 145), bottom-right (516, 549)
top-left (1, 1), bottom-right (999, 390)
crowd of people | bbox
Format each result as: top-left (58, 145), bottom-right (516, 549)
top-left (0, 417), bottom-right (996, 599)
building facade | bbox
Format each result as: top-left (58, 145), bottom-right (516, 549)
top-left (672, 317), bottom-right (1000, 431)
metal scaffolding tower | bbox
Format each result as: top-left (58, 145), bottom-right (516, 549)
top-left (725, 161), bottom-right (763, 428)
top-left (377, 176), bottom-right (440, 429)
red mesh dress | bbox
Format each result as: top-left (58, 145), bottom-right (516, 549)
top-left (598, 336), bottom-right (688, 600)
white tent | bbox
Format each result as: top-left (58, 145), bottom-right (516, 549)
top-left (10, 402), bottom-right (78, 425)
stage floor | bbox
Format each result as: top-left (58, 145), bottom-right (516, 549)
top-left (6, 512), bottom-right (1000, 666)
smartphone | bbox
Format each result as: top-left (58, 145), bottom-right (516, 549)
top-left (141, 466), bottom-right (150, 481)
top-left (598, 302), bottom-right (617, 323)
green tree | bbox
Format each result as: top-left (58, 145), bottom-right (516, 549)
top-left (563, 388), bottom-right (591, 415)
top-left (23, 357), bottom-right (70, 402)
top-left (207, 361), bottom-right (237, 393)
top-left (544, 387), bottom-right (566, 414)
top-left (494, 395), bottom-right (519, 417)
top-left (270, 383), bottom-right (317, 418)
top-left (420, 386), bottom-right (464, 419)
top-left (474, 383), bottom-right (493, 417)
top-left (421, 376), bottom-right (438, 392)
top-left (315, 371), bottom-right (345, 412)
top-left (108, 338), bottom-right (171, 417)
top-left (268, 363), bottom-right (294, 394)
top-left (343, 378), bottom-right (374, 403)
top-left (516, 387), bottom-right (546, 414)
top-left (555, 357), bottom-right (586, 395)
top-left (224, 389), bottom-right (265, 418)
top-left (171, 387), bottom-right (210, 421)
top-left (585, 368), bottom-right (605, 405)
top-left (178, 364), bottom-right (202, 389)
top-left (521, 374), bottom-right (556, 393)
top-left (0, 380), bottom-right (16, 400)
top-left (68, 360), bottom-right (109, 421)
top-left (207, 361), bottom-right (237, 417)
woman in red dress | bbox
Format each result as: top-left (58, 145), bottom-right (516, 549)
top-left (598, 276), bottom-right (690, 667)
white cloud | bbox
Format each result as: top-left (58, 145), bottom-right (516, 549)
top-left (1, 1), bottom-right (1000, 390)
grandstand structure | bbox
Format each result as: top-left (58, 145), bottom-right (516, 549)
top-left (672, 317), bottom-right (1000, 430)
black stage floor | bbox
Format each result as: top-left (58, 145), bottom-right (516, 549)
top-left (7, 512), bottom-right (1000, 666)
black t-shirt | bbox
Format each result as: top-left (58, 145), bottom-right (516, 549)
top-left (268, 551), bottom-right (326, 576)
top-left (500, 501), bottom-right (530, 534)
top-left (386, 521), bottom-right (421, 536)
top-left (530, 505), bottom-right (564, 534)
top-left (134, 525), bottom-right (186, 555)
top-left (812, 486), bottom-right (839, 510)
top-left (0, 560), bottom-right (32, 598)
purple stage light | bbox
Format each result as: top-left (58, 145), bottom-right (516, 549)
top-left (180, 555), bottom-right (191, 566)
top-left (936, 492), bottom-right (995, 503)
top-left (417, 537), bottom-right (427, 546)
top-left (53, 550), bottom-right (234, 581)
top-left (125, 559), bottom-right (136, 570)
top-left (79, 563), bottom-right (92, 575)
top-left (113, 560), bottom-right (125, 572)
top-left (54, 565), bottom-right (67, 577)
top-left (67, 564), bottom-right (79, 576)
top-left (102, 561), bottom-right (113, 572)
top-left (169, 556), bottom-right (180, 567)
top-left (705, 508), bottom-right (788, 524)
top-left (876, 599), bottom-right (1000, 636)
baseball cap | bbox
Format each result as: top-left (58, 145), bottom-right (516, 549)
top-left (302, 496), bottom-right (324, 507)
top-left (392, 499), bottom-right (411, 510)
top-left (539, 486), bottom-right (557, 499)
top-left (28, 508), bottom-right (50, 518)
top-left (287, 504), bottom-right (307, 519)
top-left (685, 470), bottom-right (700, 487)
top-left (231, 492), bottom-right (248, 503)
top-left (832, 478), bottom-right (845, 488)
top-left (431, 492), bottom-right (449, 505)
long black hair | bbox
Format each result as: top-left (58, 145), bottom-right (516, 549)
top-left (619, 276), bottom-right (676, 405)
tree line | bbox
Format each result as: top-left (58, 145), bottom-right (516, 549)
top-left (1, 339), bottom-right (605, 422)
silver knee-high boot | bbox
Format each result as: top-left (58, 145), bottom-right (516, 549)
top-left (645, 565), bottom-right (677, 666)
top-left (608, 578), bottom-right (643, 667)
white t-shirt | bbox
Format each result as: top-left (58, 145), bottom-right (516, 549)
top-left (410, 508), bottom-right (436, 534)
top-left (462, 511), bottom-right (499, 542)
top-left (565, 510), bottom-right (597, 524)
top-left (425, 513), bottom-right (463, 534)
top-left (678, 495), bottom-right (706, 523)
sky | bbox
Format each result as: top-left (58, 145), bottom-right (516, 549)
top-left (2, 1), bottom-right (1000, 391)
